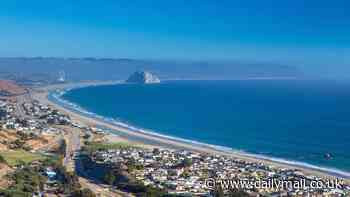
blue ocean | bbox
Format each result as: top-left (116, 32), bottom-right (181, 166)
top-left (61, 80), bottom-right (350, 175)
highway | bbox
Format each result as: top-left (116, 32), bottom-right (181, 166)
top-left (15, 92), bottom-right (128, 196)
top-left (62, 126), bottom-right (81, 172)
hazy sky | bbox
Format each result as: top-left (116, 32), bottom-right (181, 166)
top-left (0, 0), bottom-right (349, 76)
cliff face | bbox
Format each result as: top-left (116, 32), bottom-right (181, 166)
top-left (126, 71), bottom-right (160, 84)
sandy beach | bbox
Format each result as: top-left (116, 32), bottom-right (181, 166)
top-left (31, 82), bottom-right (350, 182)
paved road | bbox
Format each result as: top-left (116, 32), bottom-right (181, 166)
top-left (62, 126), bottom-right (81, 171)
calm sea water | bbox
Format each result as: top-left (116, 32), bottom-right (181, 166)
top-left (62, 80), bottom-right (350, 173)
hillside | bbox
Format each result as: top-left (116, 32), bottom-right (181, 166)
top-left (0, 80), bottom-right (26, 96)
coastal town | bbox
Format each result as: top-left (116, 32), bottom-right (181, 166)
top-left (3, 0), bottom-right (350, 195)
top-left (85, 144), bottom-right (350, 196)
top-left (0, 78), bottom-right (349, 197)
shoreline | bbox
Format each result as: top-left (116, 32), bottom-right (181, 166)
top-left (32, 81), bottom-right (350, 181)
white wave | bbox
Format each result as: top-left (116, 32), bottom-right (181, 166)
top-left (242, 152), bottom-right (350, 178)
top-left (48, 88), bottom-right (350, 179)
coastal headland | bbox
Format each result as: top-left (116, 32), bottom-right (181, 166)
top-left (32, 81), bottom-right (350, 182)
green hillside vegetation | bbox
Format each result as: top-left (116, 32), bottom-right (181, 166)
top-left (83, 142), bottom-right (137, 153)
top-left (0, 150), bottom-right (46, 166)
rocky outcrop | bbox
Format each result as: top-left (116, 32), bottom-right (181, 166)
top-left (126, 71), bottom-right (160, 84)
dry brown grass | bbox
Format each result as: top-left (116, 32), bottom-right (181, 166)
top-left (27, 135), bottom-right (54, 150)
top-left (0, 80), bottom-right (26, 96)
top-left (0, 163), bottom-right (13, 189)
top-left (0, 129), bottom-right (59, 151)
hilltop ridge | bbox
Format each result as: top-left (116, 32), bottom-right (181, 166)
top-left (0, 80), bottom-right (26, 96)
top-left (0, 57), bottom-right (303, 82)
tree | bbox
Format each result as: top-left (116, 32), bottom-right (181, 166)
top-left (228, 189), bottom-right (250, 197)
top-left (152, 148), bottom-right (160, 155)
top-left (103, 173), bottom-right (116, 185)
top-left (72, 188), bottom-right (96, 197)
top-left (181, 158), bottom-right (192, 167)
top-left (0, 155), bottom-right (7, 164)
top-left (83, 133), bottom-right (91, 140)
top-left (212, 187), bottom-right (250, 197)
top-left (0, 189), bottom-right (32, 197)
top-left (80, 188), bottom-right (96, 197)
top-left (212, 187), bottom-right (225, 197)
top-left (57, 139), bottom-right (67, 156)
top-left (137, 186), bottom-right (166, 197)
top-left (12, 139), bottom-right (25, 149)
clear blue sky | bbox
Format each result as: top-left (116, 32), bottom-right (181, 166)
top-left (0, 0), bottom-right (349, 75)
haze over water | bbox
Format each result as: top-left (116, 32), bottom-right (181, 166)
top-left (62, 80), bottom-right (350, 173)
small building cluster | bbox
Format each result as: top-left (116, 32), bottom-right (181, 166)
top-left (21, 100), bottom-right (71, 125)
top-left (0, 99), bottom-right (70, 135)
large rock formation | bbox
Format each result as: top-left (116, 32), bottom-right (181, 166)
top-left (126, 71), bottom-right (160, 84)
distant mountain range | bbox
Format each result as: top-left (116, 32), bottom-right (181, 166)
top-left (0, 57), bottom-right (303, 83)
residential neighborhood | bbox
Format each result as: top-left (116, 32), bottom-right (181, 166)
top-left (86, 144), bottom-right (350, 196)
